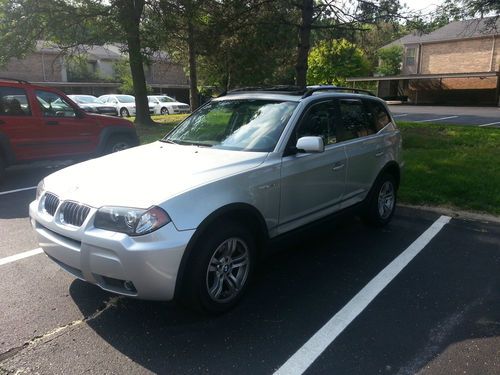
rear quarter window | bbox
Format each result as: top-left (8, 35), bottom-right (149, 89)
top-left (0, 87), bottom-right (31, 116)
top-left (365, 100), bottom-right (391, 132)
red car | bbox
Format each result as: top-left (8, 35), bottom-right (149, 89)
top-left (0, 78), bottom-right (139, 180)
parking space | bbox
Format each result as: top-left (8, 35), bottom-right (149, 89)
top-left (1, 166), bottom-right (500, 374)
top-left (388, 105), bottom-right (500, 127)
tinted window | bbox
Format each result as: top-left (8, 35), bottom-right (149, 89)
top-left (366, 100), bottom-right (391, 132)
top-left (36, 90), bottom-right (76, 118)
top-left (0, 87), bottom-right (31, 116)
top-left (338, 99), bottom-right (371, 141)
top-left (296, 101), bottom-right (337, 146)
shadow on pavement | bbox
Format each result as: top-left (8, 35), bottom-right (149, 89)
top-left (69, 209), bottom-right (437, 374)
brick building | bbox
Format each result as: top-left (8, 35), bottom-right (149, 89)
top-left (0, 42), bottom-right (190, 104)
top-left (348, 17), bottom-right (500, 106)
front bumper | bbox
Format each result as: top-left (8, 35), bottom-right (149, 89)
top-left (29, 199), bottom-right (195, 300)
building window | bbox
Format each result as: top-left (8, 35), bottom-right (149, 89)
top-left (405, 47), bottom-right (416, 66)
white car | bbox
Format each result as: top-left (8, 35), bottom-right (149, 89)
top-left (148, 95), bottom-right (191, 115)
top-left (98, 94), bottom-right (136, 117)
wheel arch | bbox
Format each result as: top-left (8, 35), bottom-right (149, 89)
top-left (174, 202), bottom-right (269, 299)
top-left (379, 160), bottom-right (401, 189)
top-left (95, 126), bottom-right (139, 156)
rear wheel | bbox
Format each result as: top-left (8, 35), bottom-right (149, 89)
top-left (160, 107), bottom-right (169, 115)
top-left (363, 173), bottom-right (397, 227)
top-left (120, 108), bottom-right (130, 117)
top-left (179, 221), bottom-right (256, 314)
top-left (104, 135), bottom-right (134, 154)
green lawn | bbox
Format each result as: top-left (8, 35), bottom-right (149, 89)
top-left (131, 115), bottom-right (500, 216)
top-left (398, 122), bottom-right (500, 215)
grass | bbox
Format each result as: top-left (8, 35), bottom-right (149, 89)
top-left (129, 115), bottom-right (500, 216)
top-left (398, 122), bottom-right (500, 215)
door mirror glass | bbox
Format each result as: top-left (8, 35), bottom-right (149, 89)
top-left (296, 136), bottom-right (324, 153)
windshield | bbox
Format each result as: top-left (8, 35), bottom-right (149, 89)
top-left (158, 96), bottom-right (175, 103)
top-left (164, 99), bottom-right (297, 152)
top-left (73, 95), bottom-right (100, 104)
top-left (116, 95), bottom-right (135, 103)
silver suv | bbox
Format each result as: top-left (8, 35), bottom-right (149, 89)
top-left (30, 86), bottom-right (403, 313)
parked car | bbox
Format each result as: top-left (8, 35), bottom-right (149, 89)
top-left (30, 86), bottom-right (403, 314)
top-left (98, 94), bottom-right (136, 117)
top-left (0, 78), bottom-right (139, 181)
top-left (148, 95), bottom-right (191, 115)
top-left (68, 95), bottom-right (118, 116)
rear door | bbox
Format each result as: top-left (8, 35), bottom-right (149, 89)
top-left (34, 89), bottom-right (101, 158)
top-left (337, 98), bottom-right (387, 208)
top-left (0, 85), bottom-right (40, 161)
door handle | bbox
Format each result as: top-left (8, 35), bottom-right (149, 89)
top-left (332, 163), bottom-right (345, 171)
top-left (375, 151), bottom-right (384, 157)
top-left (45, 120), bottom-right (59, 125)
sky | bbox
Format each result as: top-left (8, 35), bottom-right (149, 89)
top-left (405, 0), bottom-right (445, 14)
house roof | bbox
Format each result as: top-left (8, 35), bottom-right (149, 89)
top-left (383, 17), bottom-right (500, 48)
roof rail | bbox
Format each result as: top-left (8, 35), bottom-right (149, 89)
top-left (222, 85), bottom-right (307, 97)
top-left (0, 77), bottom-right (30, 84)
top-left (302, 85), bottom-right (375, 98)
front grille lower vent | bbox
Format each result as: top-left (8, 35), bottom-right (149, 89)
top-left (44, 193), bottom-right (60, 216)
top-left (60, 202), bottom-right (91, 227)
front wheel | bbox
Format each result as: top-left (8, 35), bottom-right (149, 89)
top-left (362, 174), bottom-right (397, 227)
top-left (179, 222), bottom-right (256, 314)
top-left (104, 135), bottom-right (134, 154)
top-left (160, 107), bottom-right (169, 115)
top-left (120, 108), bottom-right (130, 117)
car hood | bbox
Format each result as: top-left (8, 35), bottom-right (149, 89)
top-left (43, 142), bottom-right (268, 208)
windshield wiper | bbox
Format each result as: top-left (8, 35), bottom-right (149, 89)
top-left (160, 139), bottom-right (179, 144)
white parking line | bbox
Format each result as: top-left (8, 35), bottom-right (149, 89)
top-left (0, 186), bottom-right (37, 196)
top-left (0, 248), bottom-right (44, 266)
top-left (274, 215), bottom-right (451, 375)
top-left (479, 121), bottom-right (500, 127)
top-left (415, 116), bottom-right (459, 123)
top-left (392, 114), bottom-right (408, 118)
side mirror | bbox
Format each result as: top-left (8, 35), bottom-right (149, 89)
top-left (296, 136), bottom-right (324, 153)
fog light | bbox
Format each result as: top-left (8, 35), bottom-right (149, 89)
top-left (123, 280), bottom-right (136, 292)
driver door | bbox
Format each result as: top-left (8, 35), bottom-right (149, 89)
top-left (278, 99), bottom-right (347, 233)
top-left (34, 90), bottom-right (100, 158)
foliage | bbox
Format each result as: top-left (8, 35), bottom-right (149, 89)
top-left (113, 59), bottom-right (152, 95)
top-left (66, 54), bottom-right (101, 82)
top-left (376, 45), bottom-right (402, 76)
top-left (307, 39), bottom-right (370, 85)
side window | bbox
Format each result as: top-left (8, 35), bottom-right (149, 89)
top-left (296, 101), bottom-right (337, 146)
top-left (366, 100), bottom-right (391, 132)
top-left (0, 87), bottom-right (31, 116)
top-left (338, 99), bottom-right (371, 141)
top-left (35, 90), bottom-right (76, 118)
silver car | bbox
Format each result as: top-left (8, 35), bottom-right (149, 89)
top-left (30, 86), bottom-right (403, 313)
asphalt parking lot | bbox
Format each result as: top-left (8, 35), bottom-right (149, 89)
top-left (1, 164), bottom-right (500, 375)
top-left (388, 105), bottom-right (500, 127)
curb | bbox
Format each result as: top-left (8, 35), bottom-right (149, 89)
top-left (399, 204), bottom-right (500, 224)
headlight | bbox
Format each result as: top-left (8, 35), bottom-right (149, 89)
top-left (94, 206), bottom-right (170, 236)
top-left (36, 179), bottom-right (45, 200)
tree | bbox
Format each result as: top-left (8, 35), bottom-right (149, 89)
top-left (376, 45), bottom-right (402, 76)
top-left (307, 39), bottom-right (370, 85)
top-left (0, 0), bottom-right (155, 125)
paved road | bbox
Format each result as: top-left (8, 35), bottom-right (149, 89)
top-left (388, 105), bottom-right (500, 127)
top-left (1, 165), bottom-right (500, 374)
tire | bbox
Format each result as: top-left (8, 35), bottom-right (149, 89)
top-left (104, 135), bottom-right (134, 154)
top-left (179, 221), bottom-right (256, 314)
top-left (160, 107), bottom-right (169, 115)
top-left (120, 108), bottom-right (130, 117)
top-left (362, 173), bottom-right (397, 227)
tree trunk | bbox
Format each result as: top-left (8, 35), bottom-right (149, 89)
top-left (187, 19), bottom-right (199, 110)
top-left (295, 0), bottom-right (313, 88)
top-left (116, 0), bottom-right (153, 125)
